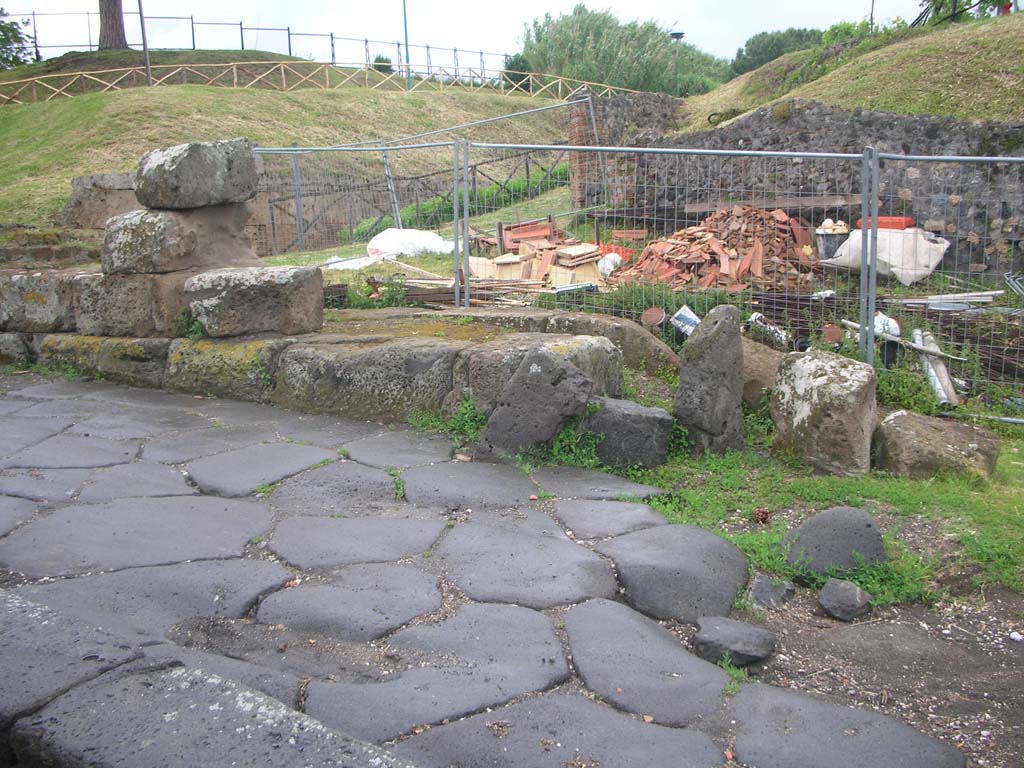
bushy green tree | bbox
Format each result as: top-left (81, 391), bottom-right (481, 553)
top-left (916, 0), bottom-right (1002, 23)
top-left (502, 52), bottom-right (531, 90)
top-left (0, 8), bottom-right (31, 70)
top-left (821, 19), bottom-right (872, 46)
top-left (731, 28), bottom-right (823, 74)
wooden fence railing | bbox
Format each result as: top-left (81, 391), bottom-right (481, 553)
top-left (0, 61), bottom-right (639, 106)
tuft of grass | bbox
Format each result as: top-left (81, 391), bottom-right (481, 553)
top-left (386, 467), bottom-right (405, 501)
top-left (252, 482), bottom-right (279, 497)
top-left (719, 653), bottom-right (748, 695)
top-left (408, 399), bottom-right (487, 447)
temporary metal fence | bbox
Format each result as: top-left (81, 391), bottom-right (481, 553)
top-left (254, 137), bottom-right (1024, 406)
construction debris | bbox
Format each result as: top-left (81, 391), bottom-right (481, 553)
top-left (610, 205), bottom-right (819, 293)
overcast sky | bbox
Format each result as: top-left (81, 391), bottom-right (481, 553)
top-left (17, 1), bottom-right (927, 70)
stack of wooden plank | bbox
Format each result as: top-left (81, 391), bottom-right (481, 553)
top-left (609, 205), bottom-right (819, 293)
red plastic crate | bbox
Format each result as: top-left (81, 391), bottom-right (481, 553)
top-left (855, 216), bottom-right (915, 230)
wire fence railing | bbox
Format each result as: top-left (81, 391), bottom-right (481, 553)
top-left (253, 138), bottom-right (1024, 409)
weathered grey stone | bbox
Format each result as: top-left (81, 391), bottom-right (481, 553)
top-left (67, 408), bottom-right (205, 440)
top-left (0, 434), bottom-right (138, 469)
top-left (185, 266), bottom-right (323, 338)
top-left (36, 335), bottom-right (170, 388)
top-left (342, 429), bottom-right (452, 468)
top-left (0, 496), bottom-right (272, 578)
top-left (271, 413), bottom-right (386, 448)
top-left (0, 495), bottom-right (35, 536)
top-left (442, 333), bottom-right (623, 416)
top-left (747, 571), bottom-right (796, 610)
top-left (596, 524), bottom-right (748, 622)
top-left (58, 172), bottom-right (136, 229)
top-left (0, 467), bottom-right (91, 502)
top-left (186, 442), bottom-right (337, 497)
top-left (874, 409), bottom-right (1000, 480)
top-left (565, 598), bottom-right (728, 727)
top-left (733, 683), bottom-right (966, 768)
top-left (0, 415), bottom-right (75, 458)
top-left (437, 522), bottom-right (616, 608)
top-left (268, 460), bottom-right (397, 516)
top-left (0, 332), bottom-right (30, 364)
top-left (78, 462), bottom-right (197, 501)
top-left (135, 138), bottom-right (259, 209)
top-left (0, 269), bottom-right (82, 333)
top-left (11, 666), bottom-right (414, 768)
top-left (0, 592), bottom-right (140, 758)
top-left (269, 516), bottom-right (445, 569)
top-left (393, 692), bottom-right (722, 768)
top-left (741, 336), bottom-right (786, 409)
top-left (73, 271), bottom-right (194, 337)
top-left (772, 349), bottom-right (877, 476)
top-left (257, 563), bottom-right (441, 641)
top-left (101, 205), bottom-right (262, 275)
top-left (546, 311), bottom-right (680, 374)
top-left (818, 578), bottom-right (873, 621)
top-left (673, 304), bottom-right (745, 456)
top-left (693, 616), bottom-right (777, 666)
top-left (274, 339), bottom-right (467, 420)
top-left (484, 346), bottom-right (593, 454)
top-left (554, 498), bottom-right (667, 539)
top-left (531, 466), bottom-right (666, 500)
top-left (584, 395), bottom-right (674, 468)
top-left (142, 424), bottom-right (269, 463)
top-left (402, 461), bottom-right (539, 509)
top-left (16, 559), bottom-right (290, 640)
top-left (166, 336), bottom-right (297, 402)
top-left (783, 506), bottom-right (887, 576)
top-left (305, 603), bottom-right (569, 743)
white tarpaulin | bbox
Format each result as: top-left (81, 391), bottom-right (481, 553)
top-left (820, 228), bottom-right (950, 286)
top-left (324, 229), bottom-right (454, 271)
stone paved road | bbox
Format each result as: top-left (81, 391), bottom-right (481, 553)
top-left (0, 375), bottom-right (966, 768)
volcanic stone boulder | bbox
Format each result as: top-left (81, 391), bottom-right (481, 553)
top-left (818, 578), bottom-right (873, 621)
top-left (771, 349), bottom-right (876, 475)
top-left (874, 409), bottom-right (1000, 480)
top-left (0, 269), bottom-right (82, 333)
top-left (783, 506), bottom-right (886, 576)
top-left (673, 304), bottom-right (745, 456)
top-left (693, 616), bottom-right (777, 666)
top-left (0, 333), bottom-right (29, 364)
top-left (135, 138), bottom-right (259, 210)
top-left (73, 271), bottom-right (194, 338)
top-left (583, 396), bottom-right (674, 468)
top-left (185, 266), bottom-right (323, 337)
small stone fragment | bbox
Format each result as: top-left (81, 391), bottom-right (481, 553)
top-left (693, 616), bottom-right (777, 666)
top-left (747, 572), bottom-right (796, 610)
top-left (818, 578), bottom-right (873, 622)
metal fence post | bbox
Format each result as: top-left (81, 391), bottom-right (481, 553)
top-left (865, 147), bottom-right (881, 365)
top-left (858, 148), bottom-right (872, 359)
top-left (461, 140), bottom-right (471, 307)
top-left (380, 142), bottom-right (402, 228)
top-left (290, 145), bottom-right (306, 252)
top-left (330, 33), bottom-right (335, 65)
top-left (190, 16), bottom-right (195, 49)
top-left (287, 27), bottom-right (292, 56)
top-left (239, 21), bottom-right (244, 50)
top-left (452, 142), bottom-right (462, 307)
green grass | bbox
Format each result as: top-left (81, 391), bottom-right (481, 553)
top-left (408, 399), bottom-right (487, 446)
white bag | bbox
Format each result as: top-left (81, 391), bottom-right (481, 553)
top-left (820, 228), bottom-right (950, 286)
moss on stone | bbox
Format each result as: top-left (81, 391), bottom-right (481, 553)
top-left (166, 337), bottom-right (296, 402)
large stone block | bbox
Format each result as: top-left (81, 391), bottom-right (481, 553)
top-left (57, 173), bottom-right (136, 229)
top-left (101, 205), bottom-right (262, 275)
top-left (546, 311), bottom-right (678, 373)
top-left (36, 334), bottom-right (170, 388)
top-left (166, 336), bottom-right (298, 402)
top-left (741, 336), bottom-right (786, 409)
top-left (583, 396), bottom-right (674, 468)
top-left (874, 409), bottom-right (1000, 480)
top-left (185, 266), bottom-right (323, 337)
top-left (273, 338), bottom-right (468, 420)
top-left (73, 271), bottom-right (192, 337)
top-left (783, 506), bottom-right (887, 576)
top-left (134, 137), bottom-right (258, 209)
top-left (0, 269), bottom-right (83, 333)
top-left (0, 333), bottom-right (30, 364)
top-left (673, 304), bottom-right (745, 455)
top-left (771, 350), bottom-right (876, 475)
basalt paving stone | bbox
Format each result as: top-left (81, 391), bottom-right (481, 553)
top-left (392, 692), bottom-right (724, 768)
top-left (80, 385), bottom-right (209, 411)
top-left (10, 666), bottom-right (414, 768)
top-left (402, 461), bottom-right (539, 509)
top-left (0, 467), bottom-right (92, 501)
top-left (305, 603), bottom-right (569, 743)
top-left (595, 524), bottom-right (749, 623)
top-left (343, 430), bottom-right (454, 469)
top-left (142, 424), bottom-right (272, 463)
top-left (17, 559), bottom-right (291, 640)
top-left (437, 523), bottom-right (617, 609)
top-left (270, 517), bottom-right (446, 569)
top-left (531, 466), bottom-right (666, 500)
top-left (0, 592), bottom-right (141, 746)
top-left (11, 398), bottom-right (110, 420)
top-left (68, 411), bottom-right (209, 440)
top-left (554, 499), bottom-right (668, 539)
top-left (563, 598), bottom-right (728, 727)
top-left (0, 399), bottom-right (30, 415)
top-left (464, 507), bottom-right (568, 539)
top-left (143, 644), bottom-right (302, 707)
top-left (0, 496), bottom-right (273, 578)
top-left (6, 379), bottom-right (127, 400)
top-left (0, 434), bottom-right (139, 469)
top-left (732, 684), bottom-right (967, 768)
top-left (257, 563), bottom-right (442, 641)
top-left (0, 415), bottom-right (75, 457)
top-left (0, 495), bottom-right (35, 536)
top-left (268, 460), bottom-right (397, 516)
top-left (78, 462), bottom-right (198, 502)
top-left (186, 443), bottom-right (337, 497)
top-left (198, 398), bottom-right (304, 426)
top-left (273, 415), bottom-right (388, 448)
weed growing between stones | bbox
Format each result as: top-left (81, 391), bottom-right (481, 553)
top-left (252, 482), bottom-right (279, 497)
top-left (28, 362), bottom-right (83, 381)
top-left (336, 447), bottom-right (350, 459)
top-left (386, 467), bottom-right (405, 501)
top-left (172, 309), bottom-right (207, 342)
top-left (719, 653), bottom-right (748, 695)
top-left (407, 399), bottom-right (487, 447)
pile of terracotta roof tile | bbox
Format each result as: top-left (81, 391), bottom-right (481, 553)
top-left (609, 205), bottom-right (820, 293)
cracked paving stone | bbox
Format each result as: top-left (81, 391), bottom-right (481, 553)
top-left (77, 462), bottom-right (198, 502)
top-left (257, 563), bottom-right (441, 641)
top-left (0, 467), bottom-right (92, 502)
top-left (0, 434), bottom-right (139, 469)
top-left (273, 415), bottom-right (387, 448)
top-left (563, 598), bottom-right (727, 727)
top-left (304, 603), bottom-right (569, 743)
top-left (437, 523), bottom-right (616, 609)
top-left (402, 461), bottom-right (539, 509)
top-left (67, 411), bottom-right (207, 440)
top-left (142, 424), bottom-right (271, 464)
top-left (392, 691), bottom-right (723, 768)
top-left (269, 516), bottom-right (446, 569)
top-left (186, 443), bottom-right (337, 497)
top-left (0, 416), bottom-right (76, 458)
top-left (343, 430), bottom-right (453, 469)
top-left (531, 466), bottom-right (666, 500)
top-left (0, 495), bottom-right (36, 536)
top-left (0, 400), bottom-right (30, 416)
top-left (0, 496), bottom-right (273, 578)
top-left (10, 399), bottom-right (109, 420)
top-left (553, 499), bottom-right (667, 539)
top-left (268, 460), bottom-right (397, 516)
top-left (6, 380), bottom-right (125, 400)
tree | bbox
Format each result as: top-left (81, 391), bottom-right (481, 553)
top-left (0, 8), bottom-right (31, 70)
top-left (731, 28), bottom-right (823, 75)
top-left (502, 52), bottom-right (531, 90)
top-left (914, 0), bottom-right (1002, 24)
top-left (98, 0), bottom-right (128, 50)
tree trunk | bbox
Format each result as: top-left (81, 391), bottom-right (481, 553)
top-left (98, 0), bottom-right (128, 50)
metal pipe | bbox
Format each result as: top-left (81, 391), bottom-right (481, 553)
top-left (137, 0), bottom-right (152, 86)
top-left (471, 142), bottom-right (863, 161)
top-left (290, 146), bottom-right (305, 251)
top-left (865, 148), bottom-right (881, 365)
top-left (461, 140), bottom-right (471, 307)
top-left (858, 148), bottom-right (871, 358)
top-left (402, 0), bottom-right (411, 90)
top-left (452, 142), bottom-right (461, 307)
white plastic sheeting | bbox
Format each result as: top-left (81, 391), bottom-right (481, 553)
top-left (820, 228), bottom-right (951, 286)
top-left (323, 229), bottom-right (455, 271)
